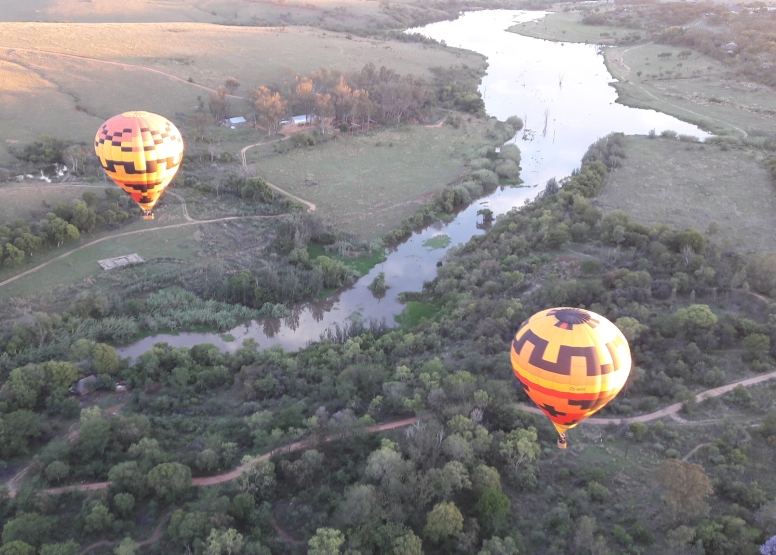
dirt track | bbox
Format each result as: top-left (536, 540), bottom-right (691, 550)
top-left (24, 368), bottom-right (776, 497)
top-left (0, 147), bottom-right (315, 291)
top-left (520, 370), bottom-right (776, 425)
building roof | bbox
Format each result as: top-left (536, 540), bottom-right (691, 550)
top-left (228, 117), bottom-right (247, 124)
top-left (75, 375), bottom-right (99, 395)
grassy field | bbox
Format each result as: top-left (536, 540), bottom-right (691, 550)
top-left (509, 10), bottom-right (635, 44)
top-left (595, 135), bottom-right (776, 253)
top-left (0, 0), bottom-right (426, 29)
top-left (0, 22), bottom-right (483, 162)
top-left (609, 42), bottom-right (776, 138)
top-left (248, 121), bottom-right (493, 239)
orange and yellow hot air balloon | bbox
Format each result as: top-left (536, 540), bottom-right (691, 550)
top-left (94, 111), bottom-right (184, 219)
top-left (510, 307), bottom-right (631, 448)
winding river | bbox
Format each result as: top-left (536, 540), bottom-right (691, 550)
top-left (116, 10), bottom-right (708, 359)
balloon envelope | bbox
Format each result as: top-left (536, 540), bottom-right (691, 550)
top-left (510, 307), bottom-right (631, 435)
top-left (94, 111), bottom-right (184, 215)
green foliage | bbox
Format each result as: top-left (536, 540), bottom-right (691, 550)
top-left (308, 528), bottom-right (345, 555)
top-left (1, 514), bottom-right (55, 547)
top-left (0, 542), bottom-right (35, 555)
top-left (147, 462), bottom-right (192, 503)
top-left (83, 501), bottom-right (114, 534)
top-left (423, 502), bottom-right (464, 543)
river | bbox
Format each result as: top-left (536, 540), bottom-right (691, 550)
top-left (116, 10), bottom-right (708, 359)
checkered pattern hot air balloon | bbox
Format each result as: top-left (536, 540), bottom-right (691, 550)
top-left (94, 111), bottom-right (184, 219)
top-left (511, 307), bottom-right (631, 448)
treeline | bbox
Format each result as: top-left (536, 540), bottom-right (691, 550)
top-left (207, 62), bottom-right (486, 135)
top-left (0, 191), bottom-right (138, 267)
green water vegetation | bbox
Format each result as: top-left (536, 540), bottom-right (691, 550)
top-left (423, 235), bottom-right (452, 251)
top-left (1, 134), bottom-right (775, 553)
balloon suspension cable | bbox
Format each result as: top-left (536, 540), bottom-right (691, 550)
top-left (142, 210), bottom-right (154, 220)
top-left (557, 433), bottom-right (567, 450)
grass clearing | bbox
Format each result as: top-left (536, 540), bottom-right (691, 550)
top-left (594, 135), bottom-right (776, 253)
top-left (394, 301), bottom-right (441, 327)
top-left (250, 121), bottom-right (492, 239)
top-left (509, 11), bottom-right (635, 44)
top-left (307, 242), bottom-right (387, 276)
top-left (608, 43), bottom-right (776, 137)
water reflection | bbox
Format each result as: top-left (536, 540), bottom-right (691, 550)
top-left (116, 10), bottom-right (709, 359)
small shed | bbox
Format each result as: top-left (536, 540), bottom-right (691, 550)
top-left (71, 375), bottom-right (99, 396)
top-left (226, 116), bottom-right (247, 128)
top-left (98, 253), bottom-right (144, 270)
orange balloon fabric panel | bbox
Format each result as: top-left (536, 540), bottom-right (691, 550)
top-left (94, 111), bottom-right (184, 212)
top-left (510, 308), bottom-right (632, 434)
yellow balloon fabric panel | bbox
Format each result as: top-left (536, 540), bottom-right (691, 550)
top-left (510, 307), bottom-right (632, 434)
top-left (94, 111), bottom-right (184, 212)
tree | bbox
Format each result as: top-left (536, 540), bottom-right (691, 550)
top-left (113, 493), bottom-right (135, 519)
top-left (39, 542), bottom-right (79, 555)
top-left (225, 77), bottom-right (240, 94)
top-left (499, 427), bottom-right (541, 486)
top-left (147, 462), bottom-right (192, 503)
top-left (472, 465), bottom-right (502, 496)
top-left (308, 528), bottom-right (345, 555)
top-left (252, 86), bottom-right (286, 136)
top-left (3, 243), bottom-right (24, 266)
top-left (191, 112), bottom-right (211, 140)
top-left (0, 410), bottom-right (45, 458)
top-left (475, 488), bottom-right (510, 530)
top-left (628, 422), bottom-right (649, 442)
top-left (392, 532), bottom-right (423, 555)
top-left (92, 343), bottom-right (121, 373)
top-left (657, 459), bottom-right (713, 522)
top-left (2, 514), bottom-right (55, 546)
top-left (114, 538), bottom-right (137, 555)
top-left (45, 461), bottom-right (69, 483)
top-left (84, 501), bottom-right (114, 533)
top-left (423, 502), bottom-right (464, 543)
top-left (575, 516), bottom-right (597, 549)
top-left (240, 177), bottom-right (274, 203)
top-left (206, 528), bottom-right (244, 555)
top-left (78, 411), bottom-right (112, 460)
top-left (478, 536), bottom-right (519, 555)
top-left (0, 543), bottom-right (35, 555)
top-left (196, 448), bottom-right (220, 471)
top-left (238, 457), bottom-right (276, 500)
top-left (109, 461), bottom-right (147, 496)
top-left (293, 76), bottom-right (315, 121)
top-left (209, 87), bottom-right (230, 123)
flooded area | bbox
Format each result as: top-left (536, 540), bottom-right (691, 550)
top-left (117, 10), bottom-right (708, 359)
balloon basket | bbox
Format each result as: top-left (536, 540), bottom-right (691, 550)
top-left (557, 434), bottom-right (567, 450)
top-left (142, 213), bottom-right (154, 220)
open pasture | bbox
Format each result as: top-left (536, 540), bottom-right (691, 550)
top-left (509, 10), bottom-right (633, 44)
top-left (610, 42), bottom-right (776, 137)
top-left (594, 135), bottom-right (776, 253)
top-left (0, 0), bottom-right (423, 29)
top-left (0, 22), bottom-right (481, 162)
top-left (248, 122), bottom-right (491, 239)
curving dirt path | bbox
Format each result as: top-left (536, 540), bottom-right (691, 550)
top-left (36, 416), bottom-right (423, 496)
top-left (23, 365), bottom-right (776, 497)
top-left (240, 142), bottom-right (317, 212)
top-left (0, 46), bottom-right (244, 99)
top-left (0, 159), bottom-right (316, 291)
top-left (520, 370), bottom-right (776, 425)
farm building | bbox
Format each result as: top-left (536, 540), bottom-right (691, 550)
top-left (280, 115), bottom-right (311, 126)
top-left (225, 116), bottom-right (247, 128)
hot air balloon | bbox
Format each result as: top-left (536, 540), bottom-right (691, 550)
top-left (510, 307), bottom-right (631, 449)
top-left (94, 111), bottom-right (184, 219)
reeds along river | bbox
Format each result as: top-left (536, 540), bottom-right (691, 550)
top-left (116, 10), bottom-right (709, 359)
